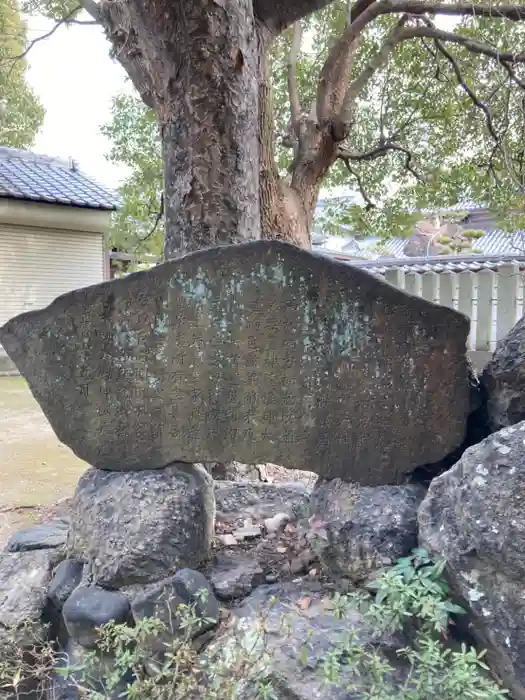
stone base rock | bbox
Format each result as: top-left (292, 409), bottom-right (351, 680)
top-left (5, 518), bottom-right (69, 553)
top-left (419, 421), bottom-right (525, 700)
top-left (62, 587), bottom-right (131, 649)
top-left (48, 560), bottom-right (84, 611)
top-left (209, 554), bottom-right (264, 600)
top-left (309, 479), bottom-right (424, 582)
top-left (68, 464), bottom-right (215, 588)
top-left (209, 582), bottom-right (409, 699)
top-left (0, 549), bottom-right (62, 653)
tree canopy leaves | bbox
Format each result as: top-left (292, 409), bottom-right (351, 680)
top-left (0, 0), bottom-right (44, 148)
top-left (101, 92), bottom-right (163, 256)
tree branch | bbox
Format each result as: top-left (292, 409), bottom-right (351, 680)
top-left (399, 26), bottom-right (525, 63)
top-left (430, 29), bottom-right (500, 145)
top-left (500, 60), bottom-right (525, 91)
top-left (139, 192), bottom-right (164, 242)
top-left (337, 16), bottom-right (408, 133)
top-left (339, 142), bottom-right (424, 181)
top-left (348, 0), bottom-right (377, 22)
top-left (316, 3), bottom-right (387, 122)
top-left (378, 0), bottom-right (525, 21)
top-left (253, 0), bottom-right (335, 32)
top-left (66, 16), bottom-right (99, 25)
top-left (94, 0), bottom-right (156, 109)
top-left (316, 31), bottom-right (361, 122)
top-left (340, 157), bottom-right (376, 209)
top-left (7, 6), bottom-right (84, 62)
top-left (287, 22), bottom-right (303, 132)
top-left (79, 0), bottom-right (102, 21)
top-left (336, 21), bottom-right (525, 135)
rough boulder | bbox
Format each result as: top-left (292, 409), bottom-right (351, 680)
top-left (310, 479), bottom-right (424, 582)
top-left (419, 421), bottom-right (525, 700)
top-left (481, 315), bottom-right (525, 430)
top-left (68, 464), bottom-right (215, 588)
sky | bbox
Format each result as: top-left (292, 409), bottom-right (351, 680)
top-left (26, 12), bottom-right (130, 189)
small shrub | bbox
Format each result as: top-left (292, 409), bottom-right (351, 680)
top-left (59, 598), bottom-right (273, 700)
top-left (0, 550), bottom-right (509, 700)
top-left (309, 548), bottom-right (508, 700)
top-left (0, 621), bottom-right (56, 698)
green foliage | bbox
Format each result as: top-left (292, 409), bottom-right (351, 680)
top-left (309, 548), bottom-right (507, 699)
top-left (0, 0), bottom-right (44, 148)
top-left (0, 551), bottom-right (508, 700)
top-left (367, 547), bottom-right (466, 633)
top-left (463, 229), bottom-right (485, 240)
top-left (20, 0), bottom-right (78, 21)
top-left (100, 91), bottom-right (164, 257)
top-left (59, 595), bottom-right (272, 700)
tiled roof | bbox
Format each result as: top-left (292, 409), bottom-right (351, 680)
top-left (473, 229), bottom-right (525, 256)
top-left (0, 147), bottom-right (118, 211)
top-left (353, 255), bottom-right (525, 275)
top-left (315, 248), bottom-right (525, 274)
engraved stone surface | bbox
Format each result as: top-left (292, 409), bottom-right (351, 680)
top-left (0, 241), bottom-right (470, 484)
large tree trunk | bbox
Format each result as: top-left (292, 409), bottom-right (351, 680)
top-left (99, 0), bottom-right (335, 258)
top-left (158, 2), bottom-right (263, 259)
top-left (102, 0), bottom-right (262, 259)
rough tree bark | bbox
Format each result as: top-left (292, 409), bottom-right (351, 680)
top-left (93, 0), bottom-right (335, 259)
top-left (259, 47), bottom-right (313, 248)
top-left (99, 0), bottom-right (261, 259)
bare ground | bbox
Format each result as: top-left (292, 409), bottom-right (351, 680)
top-left (0, 377), bottom-right (87, 544)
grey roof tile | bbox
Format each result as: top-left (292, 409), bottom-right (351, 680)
top-left (0, 146), bottom-right (119, 211)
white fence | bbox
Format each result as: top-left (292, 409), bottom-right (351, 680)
top-left (380, 264), bottom-right (524, 351)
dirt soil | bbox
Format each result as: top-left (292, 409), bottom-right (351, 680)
top-left (0, 377), bottom-right (87, 544)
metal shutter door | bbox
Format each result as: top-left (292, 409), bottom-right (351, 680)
top-left (0, 225), bottom-right (104, 354)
